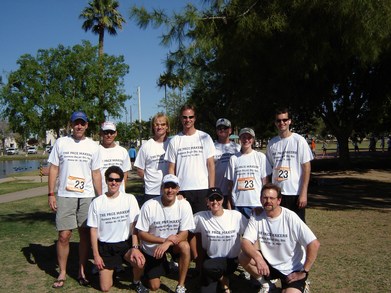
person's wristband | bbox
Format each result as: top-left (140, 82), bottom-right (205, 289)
top-left (131, 244), bottom-right (140, 249)
top-left (301, 269), bottom-right (309, 276)
top-left (48, 192), bottom-right (55, 197)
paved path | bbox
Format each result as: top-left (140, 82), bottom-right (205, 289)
top-left (0, 171), bottom-right (141, 204)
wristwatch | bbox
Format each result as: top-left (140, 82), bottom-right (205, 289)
top-left (131, 244), bottom-right (140, 249)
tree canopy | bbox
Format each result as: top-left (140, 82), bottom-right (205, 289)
top-left (131, 0), bottom-right (391, 167)
top-left (0, 41), bottom-right (130, 140)
top-left (80, 0), bottom-right (126, 57)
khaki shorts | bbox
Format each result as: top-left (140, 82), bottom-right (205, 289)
top-left (56, 196), bottom-right (93, 231)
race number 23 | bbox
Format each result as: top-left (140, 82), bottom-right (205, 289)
top-left (238, 177), bottom-right (255, 190)
top-left (66, 176), bottom-right (86, 193)
top-left (274, 167), bottom-right (290, 182)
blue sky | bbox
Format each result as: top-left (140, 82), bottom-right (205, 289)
top-left (0, 0), bottom-right (198, 122)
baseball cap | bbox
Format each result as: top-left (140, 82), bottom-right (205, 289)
top-left (101, 121), bottom-right (116, 131)
top-left (206, 187), bottom-right (224, 200)
top-left (162, 174), bottom-right (179, 186)
top-left (216, 118), bottom-right (231, 128)
top-left (239, 127), bottom-right (255, 137)
top-left (70, 111), bottom-right (88, 122)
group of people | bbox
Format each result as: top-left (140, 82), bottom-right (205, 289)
top-left (47, 106), bottom-right (320, 293)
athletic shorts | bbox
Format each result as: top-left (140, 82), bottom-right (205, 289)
top-left (56, 196), bottom-right (93, 231)
top-left (142, 248), bottom-right (178, 280)
top-left (281, 194), bottom-right (306, 222)
top-left (180, 189), bottom-right (208, 214)
top-left (98, 240), bottom-right (131, 269)
top-left (261, 251), bottom-right (308, 292)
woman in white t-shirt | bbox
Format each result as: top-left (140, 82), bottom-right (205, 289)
top-left (192, 187), bottom-right (248, 293)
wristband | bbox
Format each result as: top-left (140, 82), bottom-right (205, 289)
top-left (301, 269), bottom-right (309, 276)
top-left (48, 192), bottom-right (55, 197)
top-left (131, 245), bottom-right (140, 249)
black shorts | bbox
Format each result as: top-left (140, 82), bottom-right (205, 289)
top-left (261, 252), bottom-right (308, 292)
top-left (142, 247), bottom-right (179, 280)
top-left (180, 189), bottom-right (208, 213)
top-left (280, 194), bottom-right (306, 223)
top-left (98, 240), bottom-right (130, 269)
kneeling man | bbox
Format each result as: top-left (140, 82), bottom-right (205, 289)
top-left (136, 174), bottom-right (195, 293)
top-left (239, 183), bottom-right (320, 293)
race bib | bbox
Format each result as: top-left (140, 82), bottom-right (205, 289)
top-left (273, 167), bottom-right (290, 182)
top-left (66, 176), bottom-right (85, 193)
top-left (238, 177), bottom-right (255, 190)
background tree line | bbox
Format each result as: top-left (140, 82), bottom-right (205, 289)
top-left (131, 0), bottom-right (391, 167)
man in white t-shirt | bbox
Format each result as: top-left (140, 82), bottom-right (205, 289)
top-left (266, 108), bottom-right (313, 222)
top-left (192, 187), bottom-right (248, 293)
top-left (165, 104), bottom-right (215, 214)
top-left (135, 113), bottom-right (170, 205)
top-left (239, 183), bottom-right (320, 293)
top-left (136, 174), bottom-right (195, 293)
top-left (48, 111), bottom-right (102, 289)
top-left (226, 128), bottom-right (271, 219)
top-left (214, 118), bottom-right (241, 208)
top-left (87, 166), bottom-right (147, 292)
top-left (99, 121), bottom-right (131, 194)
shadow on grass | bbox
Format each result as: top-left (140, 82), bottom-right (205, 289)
top-left (21, 241), bottom-right (81, 281)
top-left (309, 177), bottom-right (391, 211)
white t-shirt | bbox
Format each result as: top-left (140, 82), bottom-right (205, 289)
top-left (99, 144), bottom-right (131, 194)
top-left (136, 197), bottom-right (195, 256)
top-left (48, 136), bottom-right (101, 198)
top-left (192, 209), bottom-right (248, 258)
top-left (214, 141), bottom-right (241, 195)
top-left (225, 150), bottom-right (272, 207)
top-left (87, 192), bottom-right (140, 243)
top-left (165, 130), bottom-right (215, 191)
top-left (134, 138), bottom-right (170, 195)
top-left (243, 207), bottom-right (317, 275)
top-left (266, 133), bottom-right (313, 195)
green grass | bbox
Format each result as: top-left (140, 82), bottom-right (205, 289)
top-left (0, 173), bottom-right (390, 292)
top-left (0, 180), bottom-right (46, 195)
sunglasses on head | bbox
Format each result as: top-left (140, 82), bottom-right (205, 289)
top-left (103, 130), bottom-right (116, 135)
top-left (275, 118), bottom-right (290, 123)
top-left (208, 195), bottom-right (223, 201)
top-left (107, 177), bottom-right (122, 183)
top-left (163, 182), bottom-right (178, 189)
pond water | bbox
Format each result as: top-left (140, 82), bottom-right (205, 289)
top-left (0, 159), bottom-right (48, 179)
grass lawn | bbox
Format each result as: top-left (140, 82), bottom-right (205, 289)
top-left (0, 162), bottom-right (390, 292)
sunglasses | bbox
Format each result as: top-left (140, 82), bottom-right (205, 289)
top-left (208, 195), bottom-right (223, 201)
top-left (73, 120), bottom-right (87, 126)
top-left (163, 182), bottom-right (178, 189)
top-left (182, 115), bottom-right (195, 120)
top-left (107, 177), bottom-right (122, 183)
top-left (217, 126), bottom-right (229, 130)
top-left (275, 118), bottom-right (290, 123)
top-left (103, 130), bottom-right (116, 135)
top-left (154, 123), bottom-right (166, 127)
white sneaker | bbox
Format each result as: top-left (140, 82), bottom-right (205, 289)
top-left (175, 285), bottom-right (187, 293)
top-left (304, 279), bottom-right (310, 293)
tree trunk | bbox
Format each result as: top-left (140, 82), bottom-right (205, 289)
top-left (336, 134), bottom-right (351, 169)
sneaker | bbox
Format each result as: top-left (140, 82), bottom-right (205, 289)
top-left (175, 285), bottom-right (187, 293)
top-left (304, 279), bottom-right (310, 293)
top-left (239, 271), bottom-right (251, 280)
top-left (134, 282), bottom-right (149, 293)
top-left (169, 259), bottom-right (179, 272)
top-left (257, 281), bottom-right (276, 293)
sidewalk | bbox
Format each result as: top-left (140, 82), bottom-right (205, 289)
top-left (0, 171), bottom-right (141, 204)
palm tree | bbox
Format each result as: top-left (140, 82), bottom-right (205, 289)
top-left (80, 0), bottom-right (126, 58)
